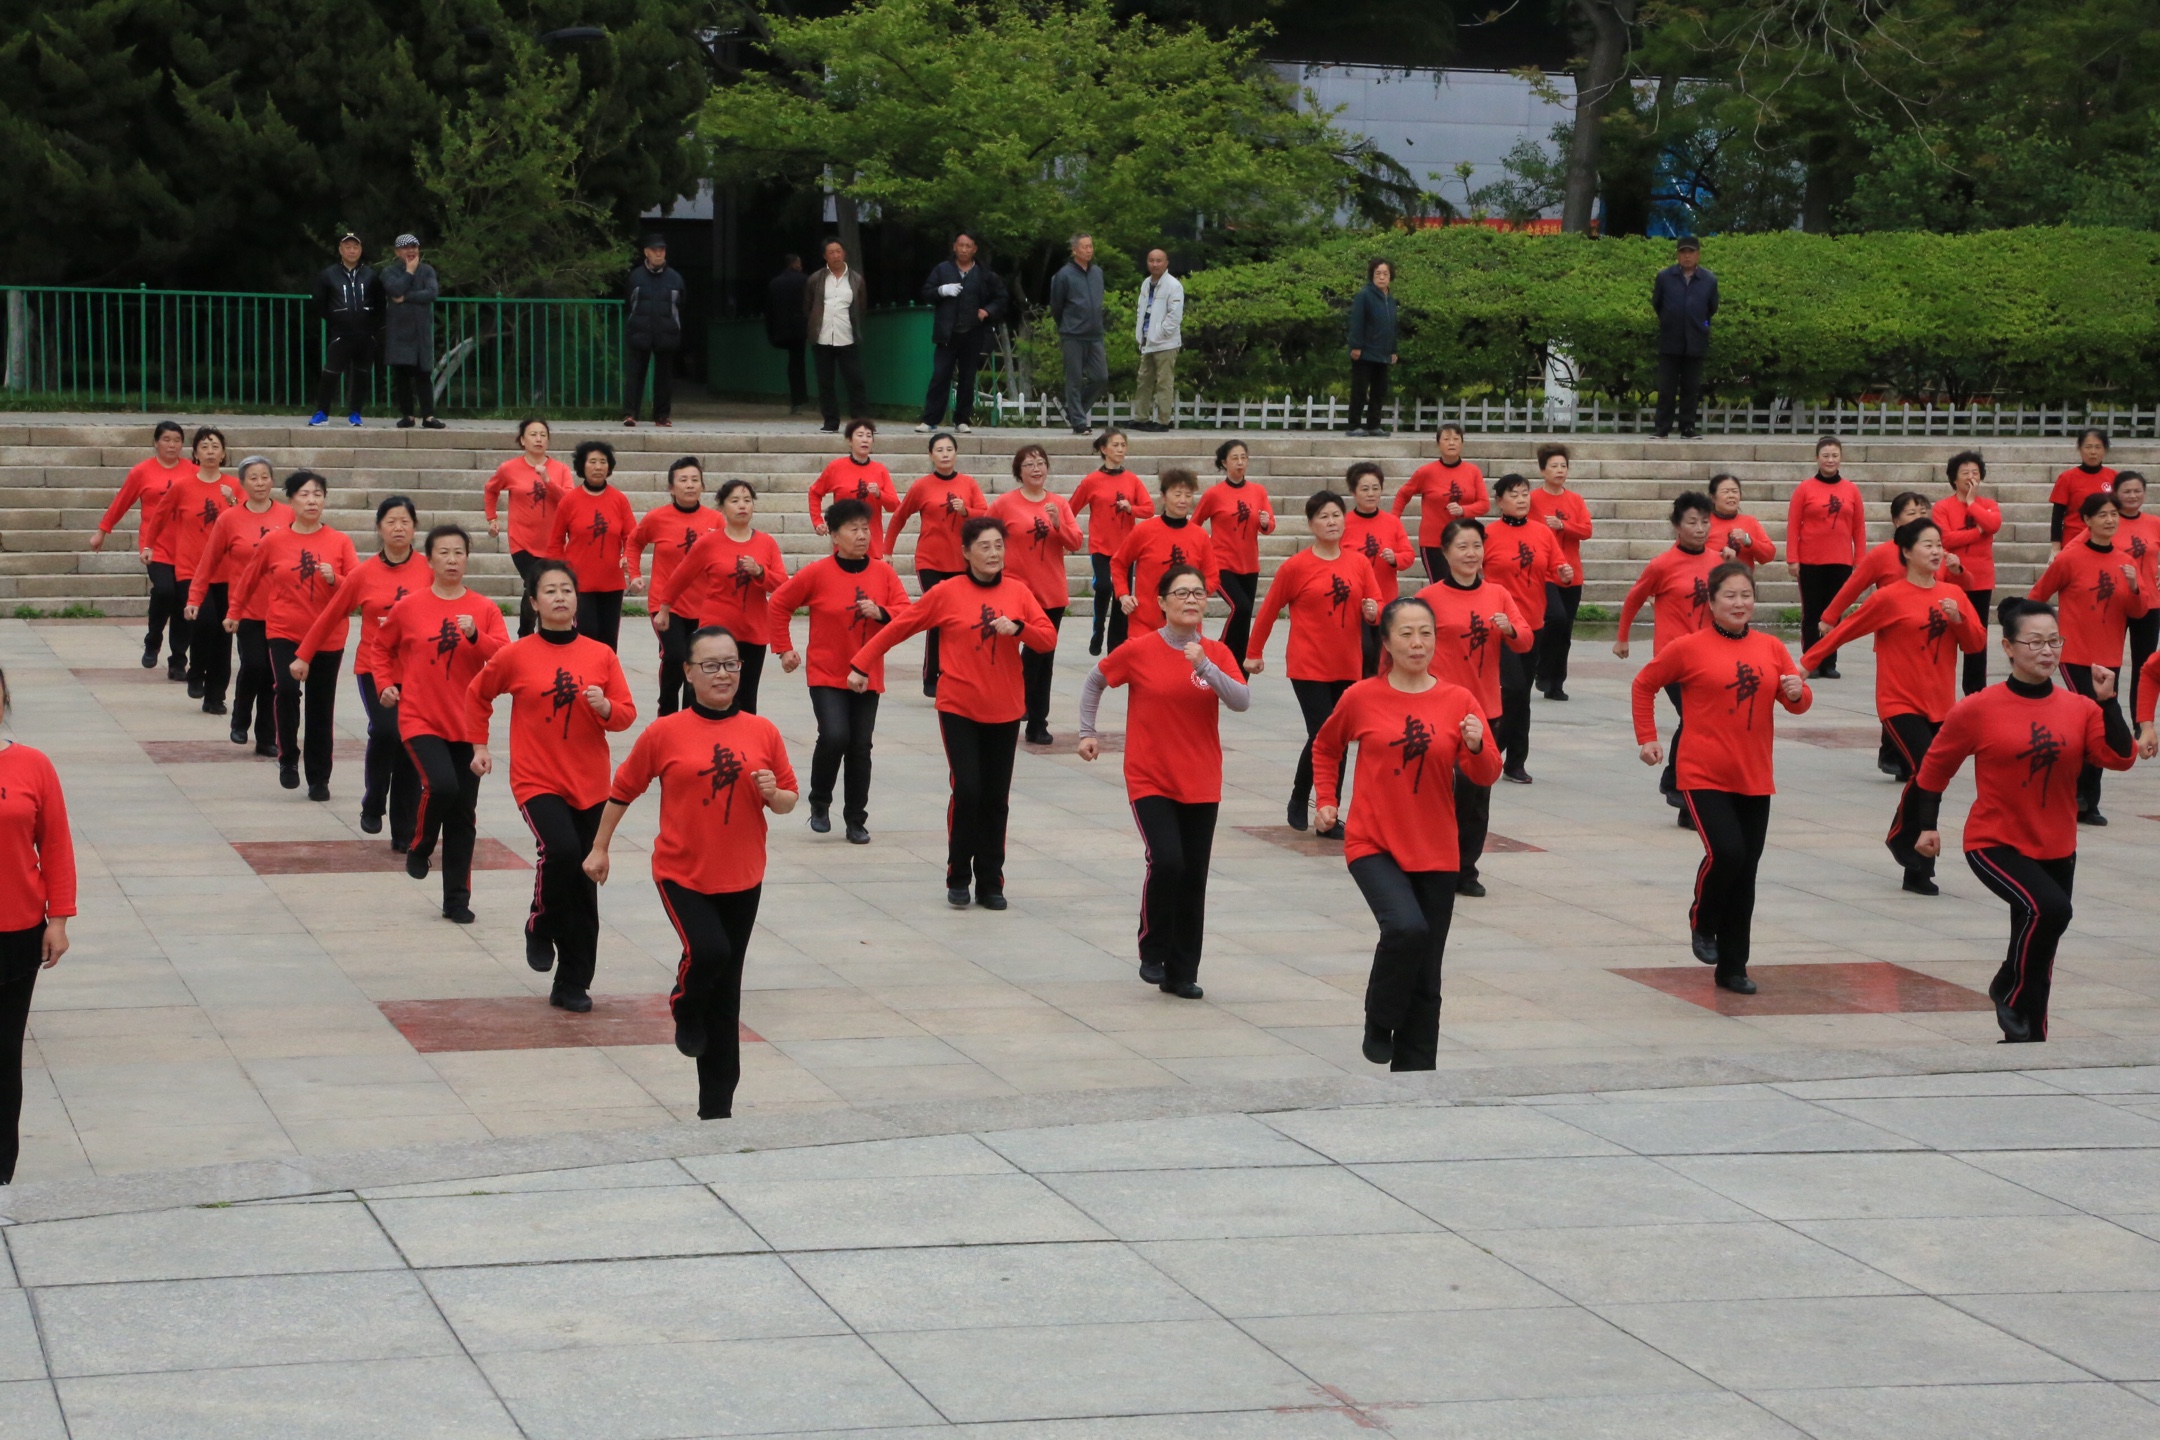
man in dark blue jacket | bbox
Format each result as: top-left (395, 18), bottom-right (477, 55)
top-left (1651, 238), bottom-right (1717, 439)
top-left (310, 231), bottom-right (383, 427)
top-left (624, 235), bottom-right (688, 427)
top-left (917, 231), bottom-right (1008, 433)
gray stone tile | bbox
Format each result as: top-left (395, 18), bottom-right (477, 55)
top-left (1959, 1148), bottom-right (2160, 1214)
top-left (2030, 1066), bottom-right (2160, 1096)
top-left (369, 1185), bottom-right (766, 1268)
top-left (1135, 1232), bottom-right (1561, 1317)
top-left (1816, 1095), bottom-right (2160, 1150)
top-left (1468, 1222), bottom-right (1908, 1305)
top-left (978, 1113), bottom-right (1323, 1173)
top-left (936, 1419), bottom-right (1380, 1440)
top-left (1665, 1152), bottom-right (2078, 1221)
top-left (1041, 1166), bottom-right (1437, 1241)
top-left (37, 1272), bottom-right (451, 1377)
top-left (0, 1296), bottom-right (38, 1384)
top-left (7, 1202), bottom-right (400, 1286)
top-left (1262, 1105), bottom-right (1624, 1163)
top-left (54, 1355), bottom-right (520, 1439)
top-left (868, 1319), bottom-right (1314, 1423)
top-left (1754, 1383), bottom-right (2160, 1440)
top-left (1597, 1296), bottom-right (2085, 1389)
top-left (790, 1242), bottom-right (1206, 1332)
top-left (1776, 1072), bottom-right (2062, 1099)
top-left (1243, 1308), bottom-right (1714, 1404)
top-left (711, 1173), bottom-right (1108, 1250)
top-left (1954, 1291), bottom-right (2160, 1381)
top-left (424, 1254), bottom-right (844, 1353)
top-left (358, 1159), bottom-right (693, 1199)
top-left (1539, 1098), bottom-right (1917, 1155)
top-left (1382, 1393), bottom-right (1808, 1439)
top-left (0, 1380), bottom-right (66, 1440)
top-left (1357, 1156), bottom-right (1757, 1231)
top-left (478, 1334), bottom-right (938, 1439)
top-left (680, 1134), bottom-right (1014, 1184)
top-left (1792, 1215), bottom-right (2160, 1294)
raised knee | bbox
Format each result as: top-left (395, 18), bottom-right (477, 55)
top-left (1382, 917), bottom-right (1432, 951)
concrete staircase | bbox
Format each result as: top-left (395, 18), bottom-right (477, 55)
top-left (0, 418), bottom-right (2126, 618)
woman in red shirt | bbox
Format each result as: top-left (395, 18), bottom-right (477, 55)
top-left (1070, 428), bottom-right (1151, 655)
top-left (1343, 462), bottom-right (1415, 678)
top-left (0, 670), bottom-right (74, 1190)
top-left (850, 516), bottom-right (1057, 908)
top-left (989, 444), bottom-right (1082, 744)
top-left (375, 525), bottom-right (510, 923)
top-left (1934, 450), bottom-right (2001, 697)
top-left (485, 418), bottom-right (576, 637)
top-left (1111, 469), bottom-right (1220, 635)
top-left (93, 420), bottom-right (190, 675)
top-left (2050, 428), bottom-right (2115, 553)
top-left (629, 457), bottom-right (721, 717)
top-left (1393, 423), bottom-right (1487, 580)
top-left (1630, 563), bottom-right (1812, 994)
top-left (585, 627), bottom-right (798, 1116)
top-left (1247, 491), bottom-right (1388, 837)
top-left (807, 420), bottom-right (900, 557)
top-left (1193, 439), bottom-right (1276, 664)
top-left (1706, 474), bottom-right (1777, 573)
top-left (770, 499), bottom-right (912, 843)
top-left (229, 471), bottom-right (359, 799)
top-left (550, 440), bottom-right (635, 652)
top-left (1916, 598), bottom-right (2134, 1043)
top-left (1803, 518), bottom-right (1986, 894)
top-left (886, 432), bottom-right (989, 696)
top-left (1527, 444), bottom-right (1593, 701)
top-left (147, 426), bottom-right (237, 703)
top-left (2110, 472), bottom-right (2160, 720)
top-left (655, 480), bottom-right (787, 714)
top-left (1077, 563), bottom-right (1251, 999)
top-left (468, 560), bottom-right (636, 1010)
top-left (2029, 491), bottom-right (2147, 824)
top-left (1484, 472), bottom-right (1570, 784)
top-left (1312, 596), bottom-right (1502, 1070)
top-left (1616, 490), bottom-right (1720, 821)
top-left (187, 456), bottom-right (288, 731)
top-left (1785, 435), bottom-right (1868, 678)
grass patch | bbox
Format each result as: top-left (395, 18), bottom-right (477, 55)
top-left (14, 603), bottom-right (107, 619)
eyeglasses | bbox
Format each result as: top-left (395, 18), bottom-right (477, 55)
top-left (2011, 636), bottom-right (2065, 651)
top-left (692, 660), bottom-right (743, 675)
top-left (1164, 588), bottom-right (1209, 601)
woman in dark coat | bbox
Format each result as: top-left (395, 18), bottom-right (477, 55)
top-left (1346, 258), bottom-right (1399, 439)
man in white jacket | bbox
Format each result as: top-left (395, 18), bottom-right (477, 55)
top-left (1132, 248), bottom-right (1183, 431)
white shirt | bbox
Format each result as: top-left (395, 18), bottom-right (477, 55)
top-left (818, 269), bottom-right (856, 347)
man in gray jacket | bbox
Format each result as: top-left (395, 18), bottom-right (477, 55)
top-left (1047, 233), bottom-right (1107, 434)
top-left (382, 234), bottom-right (444, 430)
top-left (1131, 247), bottom-right (1182, 432)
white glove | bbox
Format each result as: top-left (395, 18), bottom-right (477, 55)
top-left (938, 283), bottom-right (962, 297)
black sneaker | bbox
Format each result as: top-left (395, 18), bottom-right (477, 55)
top-left (526, 931), bottom-right (555, 972)
top-left (422, 418), bottom-right (447, 430)
top-left (947, 886), bottom-right (971, 908)
top-left (1286, 798), bottom-right (1309, 832)
top-left (1456, 877), bottom-right (1486, 898)
top-left (360, 813), bottom-right (383, 835)
top-left (201, 698), bottom-right (225, 715)
top-left (1088, 633), bottom-right (1104, 657)
top-left (396, 417), bottom-right (416, 429)
top-left (1544, 688), bottom-right (1569, 701)
top-left (1139, 959), bottom-right (1167, 984)
top-left (167, 659), bottom-right (187, 682)
top-left (1502, 767), bottom-right (1532, 785)
top-left (808, 806), bottom-right (831, 834)
top-left (1315, 822), bottom-right (1345, 841)
top-left (674, 1007), bottom-right (707, 1057)
top-left (1715, 972), bottom-right (1757, 995)
top-left (229, 725), bottom-right (249, 746)
top-left (279, 767), bottom-right (300, 790)
top-left (2079, 809), bottom-right (2109, 827)
top-left (922, 678), bottom-right (938, 699)
top-left (1902, 871), bottom-right (1940, 896)
top-left (1691, 930), bottom-right (1719, 965)
top-left (1159, 980), bottom-right (1204, 999)
top-left (1025, 726), bottom-right (1053, 746)
top-left (845, 824), bottom-right (871, 845)
top-left (1677, 809), bottom-right (1697, 831)
top-left (306, 784), bottom-right (329, 802)
top-left (1361, 1021), bottom-right (1394, 1066)
top-left (443, 905), bottom-right (476, 924)
top-left (141, 644), bottom-right (159, 669)
top-left (256, 740), bottom-right (278, 758)
top-left (550, 988), bottom-right (592, 1012)
top-left (977, 892), bottom-right (1008, 911)
top-left (406, 849), bottom-right (430, 880)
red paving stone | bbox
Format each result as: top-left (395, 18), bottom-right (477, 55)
top-left (1236, 826), bottom-right (1544, 857)
top-left (1785, 728), bottom-right (1885, 749)
top-left (144, 739), bottom-right (368, 764)
top-left (233, 839), bottom-right (530, 875)
top-left (1613, 961), bottom-right (1992, 1016)
top-left (379, 994), bottom-right (761, 1052)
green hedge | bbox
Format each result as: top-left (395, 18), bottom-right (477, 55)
top-left (1021, 227), bottom-right (2160, 406)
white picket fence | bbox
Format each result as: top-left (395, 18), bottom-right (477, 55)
top-left (980, 390), bottom-right (2160, 439)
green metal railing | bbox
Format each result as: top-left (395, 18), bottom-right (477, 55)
top-left (0, 285), bottom-right (626, 414)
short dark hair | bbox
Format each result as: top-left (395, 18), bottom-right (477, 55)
top-left (1535, 443), bottom-right (1571, 469)
top-left (1889, 490), bottom-right (1931, 520)
top-left (822, 237), bottom-right (846, 256)
top-left (1945, 449), bottom-right (1986, 484)
top-left (1815, 434), bottom-right (1843, 455)
top-left (1344, 460), bottom-right (1385, 487)
top-left (1709, 472), bottom-right (1741, 497)
top-left (2077, 427), bottom-right (2111, 450)
top-left (1213, 438), bottom-right (1247, 470)
top-left (666, 456), bottom-right (703, 485)
top-left (375, 494), bottom-right (418, 526)
top-left (1378, 595), bottom-right (1435, 635)
top-left (572, 440), bottom-right (616, 478)
top-left (961, 515), bottom-right (1006, 549)
top-left (1705, 561), bottom-right (1756, 599)
top-left (524, 558), bottom-right (577, 599)
top-left (845, 418), bottom-right (876, 441)
top-left (2079, 490), bottom-right (2119, 521)
top-left (952, 229), bottom-right (980, 248)
top-left (1671, 490), bottom-right (1714, 525)
top-left (153, 420), bottom-right (185, 442)
top-left (1304, 489), bottom-right (1346, 521)
top-left (715, 478), bottom-right (756, 505)
top-left (688, 624), bottom-right (739, 656)
top-left (283, 469), bottom-right (328, 498)
top-left (2115, 469), bottom-right (2146, 492)
top-left (1157, 562), bottom-right (1205, 598)
top-left (824, 498), bottom-right (871, 531)
top-left (1160, 466), bottom-right (1199, 496)
top-left (1492, 472), bottom-right (1531, 500)
top-left (781, 252), bottom-right (801, 267)
top-left (191, 425), bottom-right (226, 456)
top-left (1009, 444), bottom-right (1049, 480)
top-left (424, 523), bottom-right (471, 556)
top-left (1094, 427), bottom-right (1128, 456)
top-left (517, 416), bottom-right (550, 443)
top-left (1894, 516), bottom-right (1942, 555)
top-left (927, 430), bottom-right (957, 454)
top-left (1440, 517), bottom-right (1485, 550)
top-left (1436, 422), bottom-right (1464, 440)
top-left (2000, 596), bottom-right (2056, 640)
top-left (1366, 256), bottom-right (1393, 281)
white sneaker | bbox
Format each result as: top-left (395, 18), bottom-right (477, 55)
top-left (914, 422), bottom-right (934, 434)
top-left (956, 423), bottom-right (972, 434)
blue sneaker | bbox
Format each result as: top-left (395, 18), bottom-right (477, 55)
top-left (308, 410), bottom-right (329, 426)
top-left (347, 412), bottom-right (362, 427)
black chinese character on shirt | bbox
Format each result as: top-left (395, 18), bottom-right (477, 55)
top-left (547, 667), bottom-right (581, 735)
top-left (433, 618), bottom-right (463, 662)
top-left (2016, 721), bottom-right (2064, 805)
top-left (1388, 713), bottom-right (1436, 792)
top-left (1726, 661), bottom-right (1763, 725)
top-left (699, 744), bottom-right (744, 821)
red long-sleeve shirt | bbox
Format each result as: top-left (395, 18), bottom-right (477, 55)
top-left (1617, 545), bottom-right (1721, 654)
top-left (1068, 469), bottom-right (1154, 556)
top-left (1803, 579), bottom-right (1986, 723)
top-left (2116, 512), bottom-right (2160, 597)
top-left (660, 527), bottom-right (787, 644)
top-left (850, 571), bottom-right (1056, 723)
top-left (188, 502), bottom-right (292, 611)
top-left (376, 587), bottom-right (510, 741)
top-left (98, 456), bottom-right (189, 560)
top-left (988, 489), bottom-right (1082, 611)
top-left (230, 525), bottom-right (361, 645)
top-left (1193, 479), bottom-right (1276, 574)
top-left (1415, 577), bottom-right (1534, 720)
top-left (1248, 547), bottom-right (1389, 682)
top-left (298, 551), bottom-right (422, 676)
top-left (1933, 494), bottom-right (2002, 593)
top-left (807, 458), bottom-right (900, 558)
top-left (2051, 465), bottom-right (2116, 546)
top-left (1631, 626), bottom-right (1811, 795)
top-left (1344, 506), bottom-right (1415, 603)
top-left (886, 471), bottom-right (988, 573)
top-left (1483, 515), bottom-right (1563, 628)
top-left (553, 483), bottom-right (636, 594)
top-left (2028, 541), bottom-right (2150, 667)
top-left (768, 554), bottom-right (911, 691)
top-left (2139, 652), bottom-right (2160, 724)
top-left (1111, 517), bottom-right (1221, 634)
top-left (609, 706), bottom-right (796, 894)
top-left (1825, 539), bottom-right (1951, 622)
top-left (1527, 487), bottom-right (1594, 575)
top-left (147, 473), bottom-right (238, 581)
top-left (0, 742), bottom-right (75, 931)
top-left (1919, 679), bottom-right (2132, 858)
top-left (1312, 676), bottom-right (1503, 871)
top-left (1786, 475), bottom-right (1868, 566)
top-left (628, 502), bottom-right (723, 623)
top-left (1393, 461), bottom-right (1488, 547)
top-left (466, 631), bottom-right (636, 806)
top-left (1095, 632), bottom-right (1243, 805)
top-left (484, 457), bottom-right (576, 557)
top-left (1707, 512), bottom-right (1777, 568)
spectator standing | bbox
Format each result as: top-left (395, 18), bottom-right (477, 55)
top-left (807, 238), bottom-right (870, 435)
top-left (624, 235), bottom-right (687, 428)
top-left (918, 230), bottom-right (1007, 434)
top-left (1345, 258), bottom-right (1398, 438)
top-left (382, 234), bottom-right (444, 431)
top-left (1651, 237), bottom-right (1718, 439)
top-left (764, 254), bottom-right (810, 414)
top-left (309, 231), bottom-right (382, 427)
top-left (1132, 248), bottom-right (1183, 432)
top-left (1048, 233), bottom-right (1107, 435)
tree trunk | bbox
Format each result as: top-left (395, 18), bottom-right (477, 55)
top-left (834, 191), bottom-right (863, 274)
top-left (1561, 0), bottom-right (1634, 235)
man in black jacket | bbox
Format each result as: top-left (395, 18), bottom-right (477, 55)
top-left (917, 230), bottom-right (1007, 433)
top-left (1651, 237), bottom-right (1718, 439)
top-left (310, 231), bottom-right (383, 427)
top-left (765, 254), bottom-right (809, 414)
top-left (624, 235), bottom-right (688, 428)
